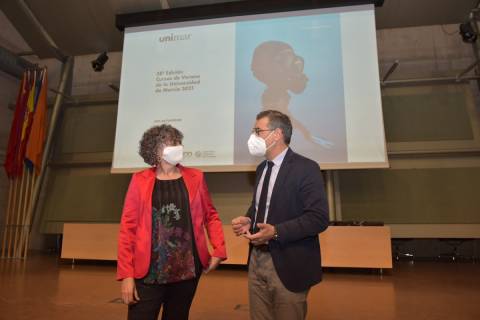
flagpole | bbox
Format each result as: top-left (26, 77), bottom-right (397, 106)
top-left (13, 169), bottom-right (27, 258)
top-left (22, 56), bottom-right (74, 258)
top-left (22, 173), bottom-right (37, 258)
top-left (1, 179), bottom-right (14, 258)
top-left (13, 172), bottom-right (25, 258)
top-left (6, 178), bottom-right (20, 257)
top-left (2, 70), bottom-right (27, 258)
top-left (18, 169), bottom-right (32, 258)
top-left (16, 167), bottom-right (32, 258)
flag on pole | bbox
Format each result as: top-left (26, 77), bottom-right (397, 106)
top-left (4, 71), bottom-right (29, 178)
top-left (25, 69), bottom-right (48, 175)
top-left (16, 71), bottom-right (37, 176)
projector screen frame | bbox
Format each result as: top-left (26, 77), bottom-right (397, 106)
top-left (116, 0), bottom-right (384, 31)
top-left (111, 162), bottom-right (389, 174)
top-left (113, 1), bottom-right (389, 173)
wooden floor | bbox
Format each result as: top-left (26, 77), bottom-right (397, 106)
top-left (0, 254), bottom-right (479, 320)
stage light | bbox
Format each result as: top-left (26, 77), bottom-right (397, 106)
top-left (459, 21), bottom-right (477, 43)
top-left (91, 52), bottom-right (109, 72)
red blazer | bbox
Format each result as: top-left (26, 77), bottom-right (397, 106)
top-left (117, 165), bottom-right (227, 280)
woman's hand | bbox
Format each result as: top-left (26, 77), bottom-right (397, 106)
top-left (231, 216), bottom-right (251, 236)
top-left (204, 256), bottom-right (222, 274)
top-left (121, 277), bottom-right (140, 305)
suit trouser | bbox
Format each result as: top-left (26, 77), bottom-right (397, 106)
top-left (128, 277), bottom-right (200, 320)
top-left (248, 248), bottom-right (309, 320)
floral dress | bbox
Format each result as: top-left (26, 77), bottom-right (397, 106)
top-left (143, 177), bottom-right (201, 284)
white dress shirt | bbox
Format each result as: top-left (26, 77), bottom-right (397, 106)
top-left (253, 147), bottom-right (289, 226)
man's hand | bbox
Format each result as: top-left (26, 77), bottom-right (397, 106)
top-left (231, 216), bottom-right (251, 236)
top-left (121, 277), bottom-right (140, 305)
top-left (244, 223), bottom-right (275, 246)
top-left (204, 256), bottom-right (222, 274)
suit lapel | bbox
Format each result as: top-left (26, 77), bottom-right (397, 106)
top-left (140, 168), bottom-right (156, 235)
top-left (252, 160), bottom-right (267, 202)
top-left (179, 165), bottom-right (198, 204)
top-left (268, 148), bottom-right (294, 220)
top-left (140, 168), bottom-right (156, 200)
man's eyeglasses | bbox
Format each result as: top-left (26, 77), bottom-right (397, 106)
top-left (252, 128), bottom-right (274, 135)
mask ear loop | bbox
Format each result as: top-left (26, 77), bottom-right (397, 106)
top-left (156, 152), bottom-right (164, 166)
top-left (264, 129), bottom-right (278, 151)
top-left (264, 129), bottom-right (275, 140)
top-left (155, 143), bottom-right (167, 165)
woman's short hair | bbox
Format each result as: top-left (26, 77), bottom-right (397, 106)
top-left (139, 124), bottom-right (183, 166)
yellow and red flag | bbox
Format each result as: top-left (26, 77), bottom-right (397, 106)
top-left (25, 69), bottom-right (48, 175)
top-left (4, 68), bottom-right (49, 178)
top-left (15, 70), bottom-right (37, 176)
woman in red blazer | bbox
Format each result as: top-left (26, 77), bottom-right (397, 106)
top-left (117, 125), bottom-right (227, 320)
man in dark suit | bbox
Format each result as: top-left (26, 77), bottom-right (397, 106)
top-left (232, 110), bottom-right (329, 320)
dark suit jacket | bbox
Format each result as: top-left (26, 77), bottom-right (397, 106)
top-left (246, 148), bottom-right (329, 292)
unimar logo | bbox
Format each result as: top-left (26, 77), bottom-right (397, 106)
top-left (158, 33), bottom-right (192, 43)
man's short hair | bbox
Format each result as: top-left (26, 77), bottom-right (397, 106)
top-left (256, 110), bottom-right (292, 144)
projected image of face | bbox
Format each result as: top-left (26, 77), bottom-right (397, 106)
top-left (251, 41), bottom-right (308, 94)
top-left (249, 41), bottom-right (333, 150)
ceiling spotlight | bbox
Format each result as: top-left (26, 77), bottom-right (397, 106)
top-left (459, 22), bottom-right (477, 43)
top-left (91, 52), bottom-right (109, 72)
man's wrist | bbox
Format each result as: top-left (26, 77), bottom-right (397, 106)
top-left (272, 225), bottom-right (279, 241)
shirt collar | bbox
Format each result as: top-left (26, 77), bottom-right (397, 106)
top-left (270, 147), bottom-right (288, 167)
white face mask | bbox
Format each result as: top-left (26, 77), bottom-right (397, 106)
top-left (161, 145), bottom-right (183, 165)
top-left (247, 131), bottom-right (275, 157)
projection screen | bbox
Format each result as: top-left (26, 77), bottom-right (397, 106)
top-left (112, 4), bottom-right (388, 172)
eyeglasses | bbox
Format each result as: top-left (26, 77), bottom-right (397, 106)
top-left (252, 128), bottom-right (274, 135)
